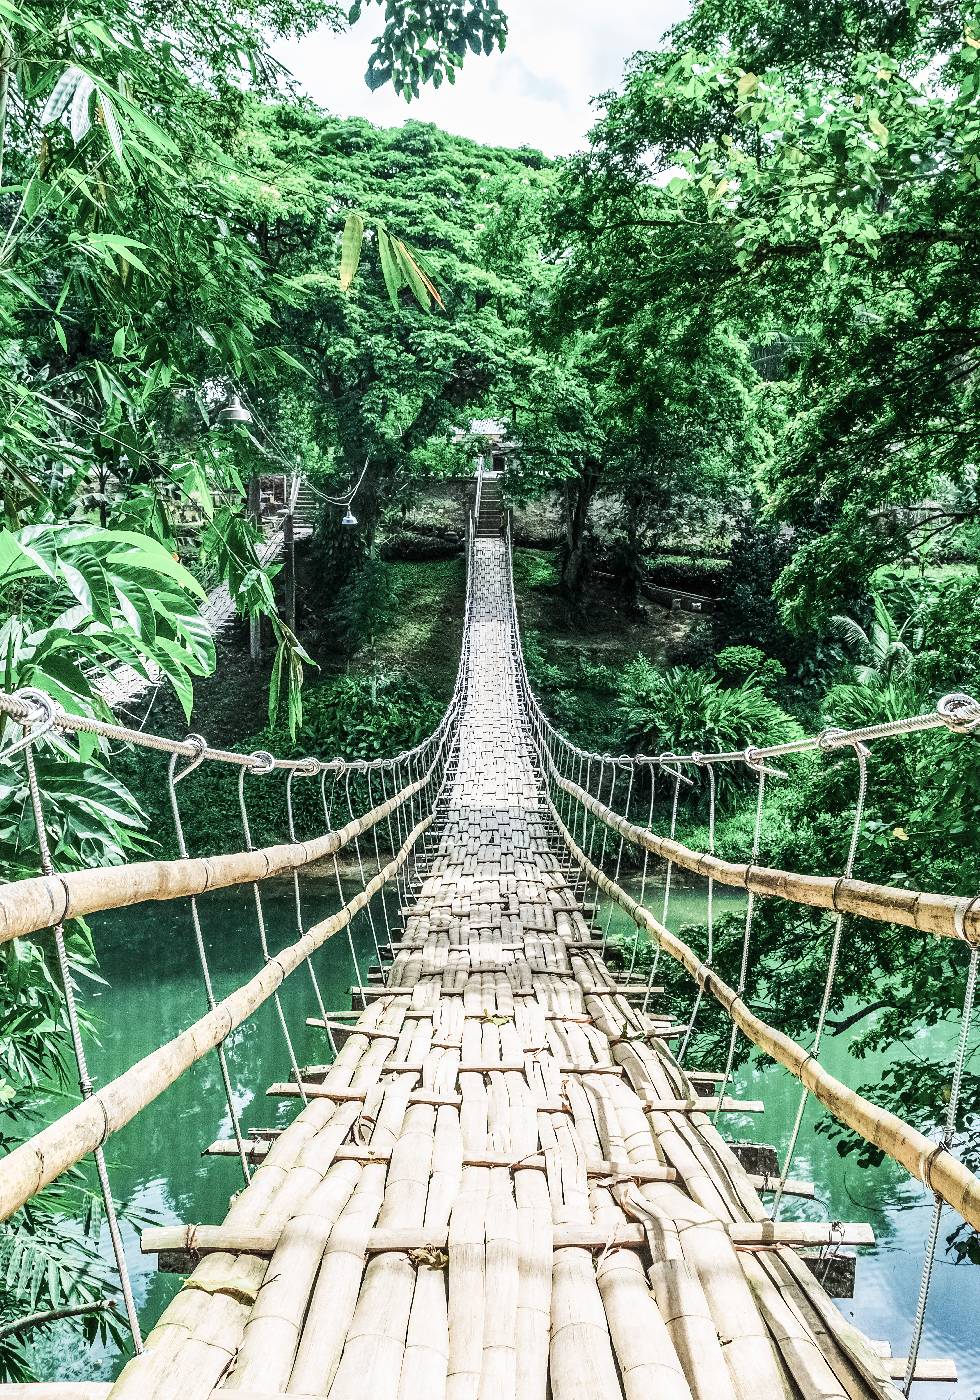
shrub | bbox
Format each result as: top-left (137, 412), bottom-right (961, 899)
top-left (715, 645), bottom-right (786, 694)
top-left (616, 659), bottom-right (801, 800)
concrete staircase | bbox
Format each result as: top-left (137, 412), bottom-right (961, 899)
top-left (476, 474), bottom-right (505, 538)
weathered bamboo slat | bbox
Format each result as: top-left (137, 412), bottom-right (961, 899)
top-left (549, 760), bottom-right (980, 943)
top-left (0, 816), bottom-right (430, 1222)
top-left (141, 1219), bottom-right (875, 1260)
top-left (552, 799), bottom-right (980, 1234)
top-left (0, 764), bottom-right (433, 944)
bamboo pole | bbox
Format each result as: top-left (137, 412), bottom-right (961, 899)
top-left (551, 798), bottom-right (980, 1234)
top-left (0, 767), bottom-right (432, 944)
top-left (0, 816), bottom-right (430, 1222)
top-left (549, 760), bottom-right (980, 944)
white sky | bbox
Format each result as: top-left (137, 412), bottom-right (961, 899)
top-left (272, 0), bottom-right (689, 157)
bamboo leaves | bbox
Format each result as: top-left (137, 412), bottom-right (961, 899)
top-left (340, 213), bottom-right (444, 311)
top-left (339, 211), bottom-right (364, 291)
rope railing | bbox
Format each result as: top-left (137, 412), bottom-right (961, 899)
top-left (502, 518), bottom-right (979, 1393)
top-left (0, 522), bottom-right (478, 1356)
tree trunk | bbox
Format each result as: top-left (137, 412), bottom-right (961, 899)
top-left (560, 466), bottom-right (599, 607)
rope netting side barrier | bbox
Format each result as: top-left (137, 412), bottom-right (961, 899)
top-left (0, 518), bottom-right (480, 1354)
top-left (502, 521), bottom-right (980, 1392)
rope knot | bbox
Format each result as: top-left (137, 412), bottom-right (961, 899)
top-left (1, 688), bottom-right (59, 762)
top-left (937, 692), bottom-right (980, 733)
top-left (249, 749), bottom-right (276, 775)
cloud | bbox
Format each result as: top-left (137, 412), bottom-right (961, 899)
top-left (270, 0), bottom-right (689, 157)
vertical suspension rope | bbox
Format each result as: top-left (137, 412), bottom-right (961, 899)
top-left (18, 707), bottom-right (144, 1354)
top-left (167, 741), bottom-right (252, 1181)
top-left (627, 763), bottom-right (657, 982)
top-left (602, 762), bottom-right (634, 951)
top-left (902, 924), bottom-right (979, 1393)
top-left (595, 763), bottom-right (618, 875)
top-left (237, 757), bottom-right (307, 1105)
top-left (714, 755), bottom-right (768, 1122)
top-left (285, 762), bottom-right (335, 1057)
top-left (677, 761), bottom-right (716, 1064)
top-left (366, 766), bottom-right (394, 974)
top-left (586, 757), bottom-right (607, 866)
top-left (344, 766), bottom-right (382, 974)
top-left (772, 738), bottom-right (869, 1216)
top-left (641, 759), bottom-right (684, 1016)
top-left (321, 767), bottom-right (364, 998)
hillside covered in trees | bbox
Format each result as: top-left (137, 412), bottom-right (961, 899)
top-left (4, 0), bottom-right (980, 1378)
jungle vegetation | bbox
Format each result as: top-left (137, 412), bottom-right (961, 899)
top-left (3, 0), bottom-right (980, 1372)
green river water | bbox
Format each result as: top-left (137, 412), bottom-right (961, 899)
top-left (30, 878), bottom-right (980, 1397)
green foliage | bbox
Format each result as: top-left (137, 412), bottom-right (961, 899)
top-left (353, 0), bottom-right (508, 99)
top-left (617, 658), bottom-right (801, 781)
top-left (715, 646), bottom-right (785, 694)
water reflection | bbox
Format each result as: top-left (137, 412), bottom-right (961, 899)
top-left (31, 877), bottom-right (378, 1380)
top-left (30, 873), bottom-right (980, 1395)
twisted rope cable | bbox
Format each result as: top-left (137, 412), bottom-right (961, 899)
top-left (19, 709), bottom-right (144, 1354)
top-left (237, 764), bottom-right (307, 1105)
top-left (772, 740), bottom-right (869, 1217)
top-left (167, 744), bottom-right (253, 1181)
top-left (713, 761), bottom-right (768, 1122)
top-left (903, 932), bottom-right (979, 1394)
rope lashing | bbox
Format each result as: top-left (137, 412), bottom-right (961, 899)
top-left (642, 757), bottom-right (685, 1017)
top-left (772, 736), bottom-right (869, 1217)
top-left (903, 916), bottom-right (979, 1395)
top-left (713, 753), bottom-right (773, 1123)
top-left (237, 759), bottom-right (307, 1105)
top-left (586, 757), bottom-right (609, 867)
top-left (285, 760), bottom-right (335, 1056)
top-left (167, 737), bottom-right (252, 1182)
top-left (15, 689), bottom-right (144, 1354)
top-left (679, 754), bottom-right (716, 1066)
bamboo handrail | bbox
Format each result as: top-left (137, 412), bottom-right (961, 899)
top-left (0, 814), bottom-right (430, 1223)
top-left (549, 796), bottom-right (980, 1233)
top-left (549, 760), bottom-right (980, 944)
top-left (0, 746), bottom-right (442, 945)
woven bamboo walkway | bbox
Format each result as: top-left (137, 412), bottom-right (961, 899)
top-left (106, 540), bottom-right (902, 1400)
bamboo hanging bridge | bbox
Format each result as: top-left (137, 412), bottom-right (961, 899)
top-left (2, 485), bottom-right (980, 1398)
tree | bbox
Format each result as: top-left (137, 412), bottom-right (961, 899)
top-left (542, 1), bottom-right (980, 623)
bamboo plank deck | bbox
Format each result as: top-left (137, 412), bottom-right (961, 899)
top-left (103, 541), bottom-right (912, 1400)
